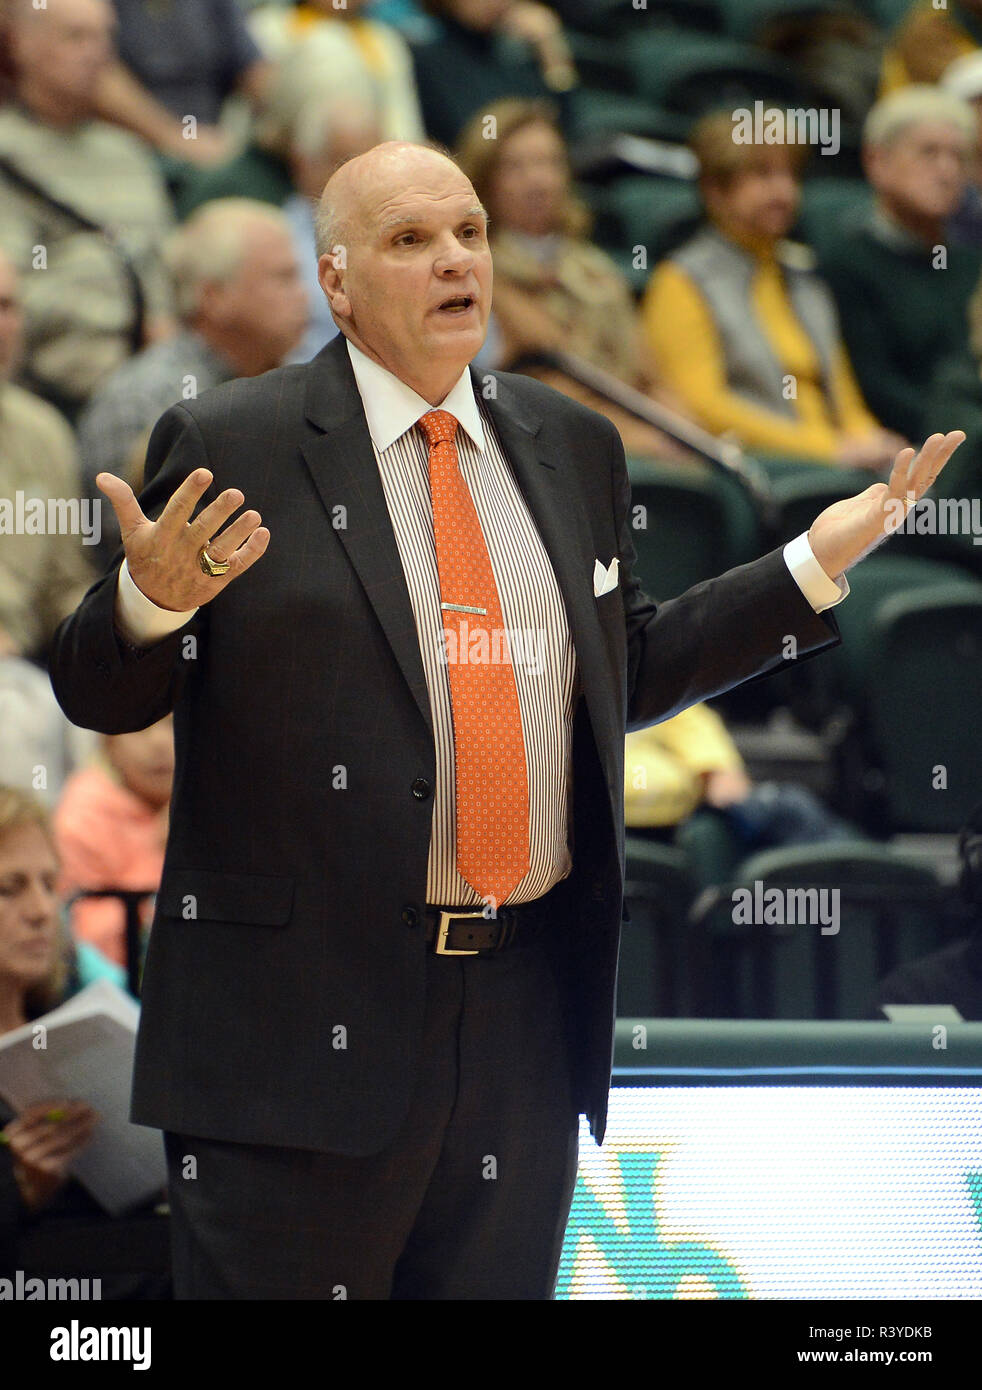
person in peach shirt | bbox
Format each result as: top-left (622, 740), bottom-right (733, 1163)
top-left (52, 716), bottom-right (173, 970)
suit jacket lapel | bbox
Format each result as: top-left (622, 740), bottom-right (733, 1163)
top-left (299, 336), bottom-right (434, 736)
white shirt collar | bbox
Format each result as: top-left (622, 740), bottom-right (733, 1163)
top-left (345, 337), bottom-right (486, 454)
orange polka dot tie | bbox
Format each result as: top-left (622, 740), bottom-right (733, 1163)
top-left (419, 409), bottom-right (531, 909)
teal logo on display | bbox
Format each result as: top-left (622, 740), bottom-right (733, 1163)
top-left (967, 1172), bottom-right (982, 1230)
top-left (556, 1149), bottom-right (748, 1300)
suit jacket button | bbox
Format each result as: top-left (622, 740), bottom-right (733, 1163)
top-left (401, 906), bottom-right (419, 927)
top-left (411, 778), bottom-right (431, 800)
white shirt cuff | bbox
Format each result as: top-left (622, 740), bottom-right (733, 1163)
top-left (115, 557), bottom-right (199, 646)
top-left (783, 531), bottom-right (850, 613)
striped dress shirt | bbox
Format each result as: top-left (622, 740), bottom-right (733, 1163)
top-left (346, 340), bottom-right (578, 909)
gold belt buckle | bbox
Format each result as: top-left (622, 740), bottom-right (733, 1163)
top-left (435, 908), bottom-right (485, 955)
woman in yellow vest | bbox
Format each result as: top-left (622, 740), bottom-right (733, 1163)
top-left (641, 109), bottom-right (905, 467)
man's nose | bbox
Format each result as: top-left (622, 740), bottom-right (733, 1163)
top-left (434, 234), bottom-right (473, 274)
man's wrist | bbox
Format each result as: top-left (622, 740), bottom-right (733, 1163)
top-left (784, 532), bottom-right (849, 613)
top-left (115, 557), bottom-right (199, 647)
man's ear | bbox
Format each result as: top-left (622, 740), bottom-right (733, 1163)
top-left (318, 248), bottom-right (351, 320)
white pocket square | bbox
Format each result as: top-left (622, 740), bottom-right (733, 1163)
top-left (593, 556), bottom-right (619, 597)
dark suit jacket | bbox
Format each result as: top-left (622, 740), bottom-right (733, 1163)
top-left (48, 333), bottom-right (839, 1154)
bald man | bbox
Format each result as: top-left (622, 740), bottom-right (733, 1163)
top-left (49, 142), bottom-right (964, 1299)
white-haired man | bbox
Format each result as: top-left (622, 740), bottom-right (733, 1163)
top-left (77, 198), bottom-right (308, 569)
top-left (819, 85), bottom-right (981, 441)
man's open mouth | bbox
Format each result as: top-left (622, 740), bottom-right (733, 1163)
top-left (437, 295), bottom-right (475, 314)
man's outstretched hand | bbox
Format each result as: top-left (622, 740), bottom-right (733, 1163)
top-left (808, 431), bottom-right (966, 582)
top-left (96, 468), bottom-right (270, 611)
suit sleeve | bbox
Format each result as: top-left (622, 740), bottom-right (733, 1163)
top-left (608, 424), bottom-right (840, 730)
top-left (47, 404), bottom-right (216, 735)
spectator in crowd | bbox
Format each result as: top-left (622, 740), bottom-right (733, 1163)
top-left (248, 0), bottom-right (425, 141)
top-left (456, 98), bottom-right (691, 459)
top-left (0, 785), bottom-right (169, 1295)
top-left (871, 801), bottom-right (982, 1021)
top-left (172, 45), bottom-right (324, 217)
top-left (174, 53), bottom-right (381, 359)
top-left (411, 0), bottom-right (577, 149)
top-left (0, 0), bottom-right (237, 170)
top-left (819, 86), bottom-right (981, 445)
top-left (880, 0), bottom-right (982, 95)
top-left (280, 97), bottom-right (381, 361)
top-left (109, 0), bottom-right (272, 130)
top-left (0, 250), bottom-right (96, 664)
top-left (624, 703), bottom-right (856, 888)
top-left (53, 716), bottom-right (173, 971)
top-left (77, 199), bottom-right (309, 566)
top-left (941, 51), bottom-right (982, 245)
top-left (0, 651), bottom-right (98, 812)
top-left (642, 109), bottom-right (904, 468)
top-left (0, 0), bottom-right (176, 421)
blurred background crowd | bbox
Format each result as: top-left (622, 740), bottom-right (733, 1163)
top-left (3, 0), bottom-right (982, 1292)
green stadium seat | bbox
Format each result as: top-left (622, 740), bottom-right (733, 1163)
top-left (829, 554), bottom-right (979, 705)
top-left (627, 32), bottom-right (812, 115)
top-left (794, 176), bottom-right (873, 253)
top-left (560, 0), bottom-right (725, 37)
top-left (568, 89), bottom-right (692, 144)
top-left (717, 0), bottom-right (863, 41)
top-left (618, 836), bottom-right (699, 1016)
top-left (582, 174), bottom-right (702, 264)
top-left (625, 457), bottom-right (764, 598)
top-left (688, 842), bottom-right (951, 1018)
top-left (565, 31), bottom-right (634, 91)
top-left (674, 806), bottom-right (747, 889)
top-left (865, 585), bottom-right (982, 831)
top-left (765, 462), bottom-right (873, 542)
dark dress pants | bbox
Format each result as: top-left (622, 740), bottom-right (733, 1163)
top-left (163, 920), bottom-right (581, 1299)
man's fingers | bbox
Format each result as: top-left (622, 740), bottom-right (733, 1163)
top-left (199, 511), bottom-right (262, 563)
top-left (886, 446), bottom-right (917, 500)
top-left (95, 472), bottom-right (148, 537)
top-left (187, 486), bottom-right (248, 548)
top-left (216, 527), bottom-right (271, 583)
top-left (154, 468), bottom-right (218, 538)
top-left (891, 431), bottom-right (965, 503)
top-left (913, 429), bottom-right (965, 490)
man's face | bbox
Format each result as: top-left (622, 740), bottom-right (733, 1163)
top-left (708, 149), bottom-right (799, 241)
top-left (0, 257), bottom-right (23, 380)
top-left (320, 155), bottom-right (493, 387)
top-left (204, 221), bottom-right (309, 370)
top-left (13, 0), bottom-right (115, 115)
top-left (867, 120), bottom-right (973, 223)
top-left (489, 119), bottom-right (567, 237)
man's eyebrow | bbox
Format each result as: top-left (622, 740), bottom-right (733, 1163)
top-left (379, 206), bottom-right (489, 232)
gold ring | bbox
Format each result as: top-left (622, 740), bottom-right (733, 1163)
top-left (198, 545), bottom-right (231, 577)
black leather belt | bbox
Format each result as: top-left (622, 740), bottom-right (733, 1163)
top-left (424, 901), bottom-right (545, 955)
